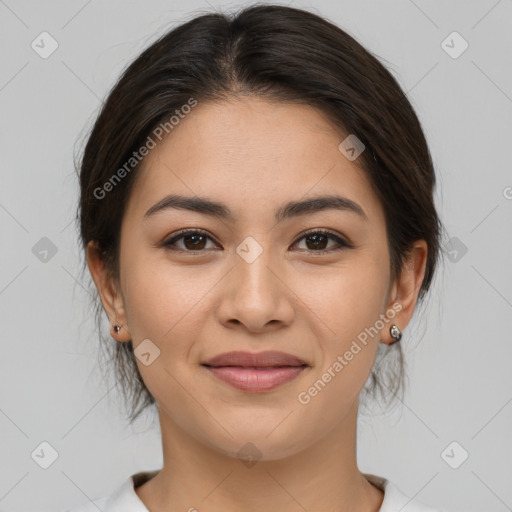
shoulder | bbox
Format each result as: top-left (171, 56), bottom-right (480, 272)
top-left (364, 473), bottom-right (445, 512)
top-left (65, 495), bottom-right (109, 512)
top-left (65, 470), bottom-right (159, 512)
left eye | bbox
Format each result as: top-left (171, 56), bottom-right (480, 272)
top-left (162, 229), bottom-right (351, 253)
top-left (292, 230), bottom-right (351, 253)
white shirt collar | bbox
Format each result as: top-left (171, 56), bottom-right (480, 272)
top-left (69, 470), bottom-right (442, 511)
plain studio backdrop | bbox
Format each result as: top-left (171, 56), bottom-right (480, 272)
top-left (0, 0), bottom-right (511, 511)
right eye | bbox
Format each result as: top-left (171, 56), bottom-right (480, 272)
top-left (162, 229), bottom-right (220, 253)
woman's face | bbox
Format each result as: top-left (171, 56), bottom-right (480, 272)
top-left (91, 97), bottom-right (424, 460)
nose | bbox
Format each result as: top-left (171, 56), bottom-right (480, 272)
top-left (216, 243), bottom-right (295, 333)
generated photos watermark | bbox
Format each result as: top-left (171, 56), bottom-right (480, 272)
top-left (93, 97), bottom-right (198, 200)
top-left (297, 302), bottom-right (402, 405)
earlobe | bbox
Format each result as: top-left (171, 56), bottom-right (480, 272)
top-left (110, 322), bottom-right (130, 342)
top-left (380, 306), bottom-right (403, 346)
top-left (86, 240), bottom-right (131, 342)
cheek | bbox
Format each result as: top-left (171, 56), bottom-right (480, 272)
top-left (121, 246), bottom-right (207, 339)
top-left (119, 249), bottom-right (223, 401)
top-left (311, 252), bottom-right (390, 374)
top-left (119, 253), bottom-right (204, 405)
top-left (295, 271), bottom-right (388, 423)
top-left (318, 254), bottom-right (389, 328)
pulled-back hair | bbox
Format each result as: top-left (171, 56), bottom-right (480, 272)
top-left (76, 4), bottom-right (443, 423)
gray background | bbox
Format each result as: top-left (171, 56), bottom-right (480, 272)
top-left (1, 0), bottom-right (511, 511)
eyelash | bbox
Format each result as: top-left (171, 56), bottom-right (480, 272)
top-left (161, 228), bottom-right (353, 255)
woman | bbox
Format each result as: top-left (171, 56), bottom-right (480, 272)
top-left (68, 4), bottom-right (445, 511)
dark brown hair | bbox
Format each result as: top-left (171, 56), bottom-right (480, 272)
top-left (76, 3), bottom-right (443, 422)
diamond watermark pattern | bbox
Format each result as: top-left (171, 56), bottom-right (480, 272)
top-left (338, 134), bottom-right (365, 161)
top-left (441, 441), bottom-right (469, 469)
top-left (236, 236), bottom-right (263, 264)
top-left (445, 237), bottom-right (468, 263)
top-left (32, 236), bottom-right (58, 263)
top-left (237, 442), bottom-right (262, 468)
top-left (31, 31), bottom-right (59, 59)
top-left (134, 338), bottom-right (161, 366)
top-left (31, 441), bottom-right (59, 469)
top-left (441, 31), bottom-right (468, 59)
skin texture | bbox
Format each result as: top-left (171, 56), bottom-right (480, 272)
top-left (87, 97), bottom-right (427, 511)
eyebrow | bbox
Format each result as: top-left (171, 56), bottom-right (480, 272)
top-left (143, 193), bottom-right (368, 223)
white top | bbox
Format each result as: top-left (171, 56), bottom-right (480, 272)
top-left (66, 470), bottom-right (444, 512)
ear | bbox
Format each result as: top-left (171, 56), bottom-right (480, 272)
top-left (380, 240), bottom-right (428, 345)
top-left (86, 240), bottom-right (131, 342)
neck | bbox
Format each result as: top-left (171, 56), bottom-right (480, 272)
top-left (135, 400), bottom-right (384, 512)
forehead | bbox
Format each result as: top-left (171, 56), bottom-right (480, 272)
top-left (125, 97), bottom-right (384, 226)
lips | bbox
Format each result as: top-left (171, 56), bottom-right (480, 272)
top-left (201, 351), bottom-right (309, 392)
top-left (202, 350), bottom-right (308, 368)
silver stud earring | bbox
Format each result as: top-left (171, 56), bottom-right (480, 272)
top-left (113, 324), bottom-right (121, 334)
top-left (390, 324), bottom-right (402, 344)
